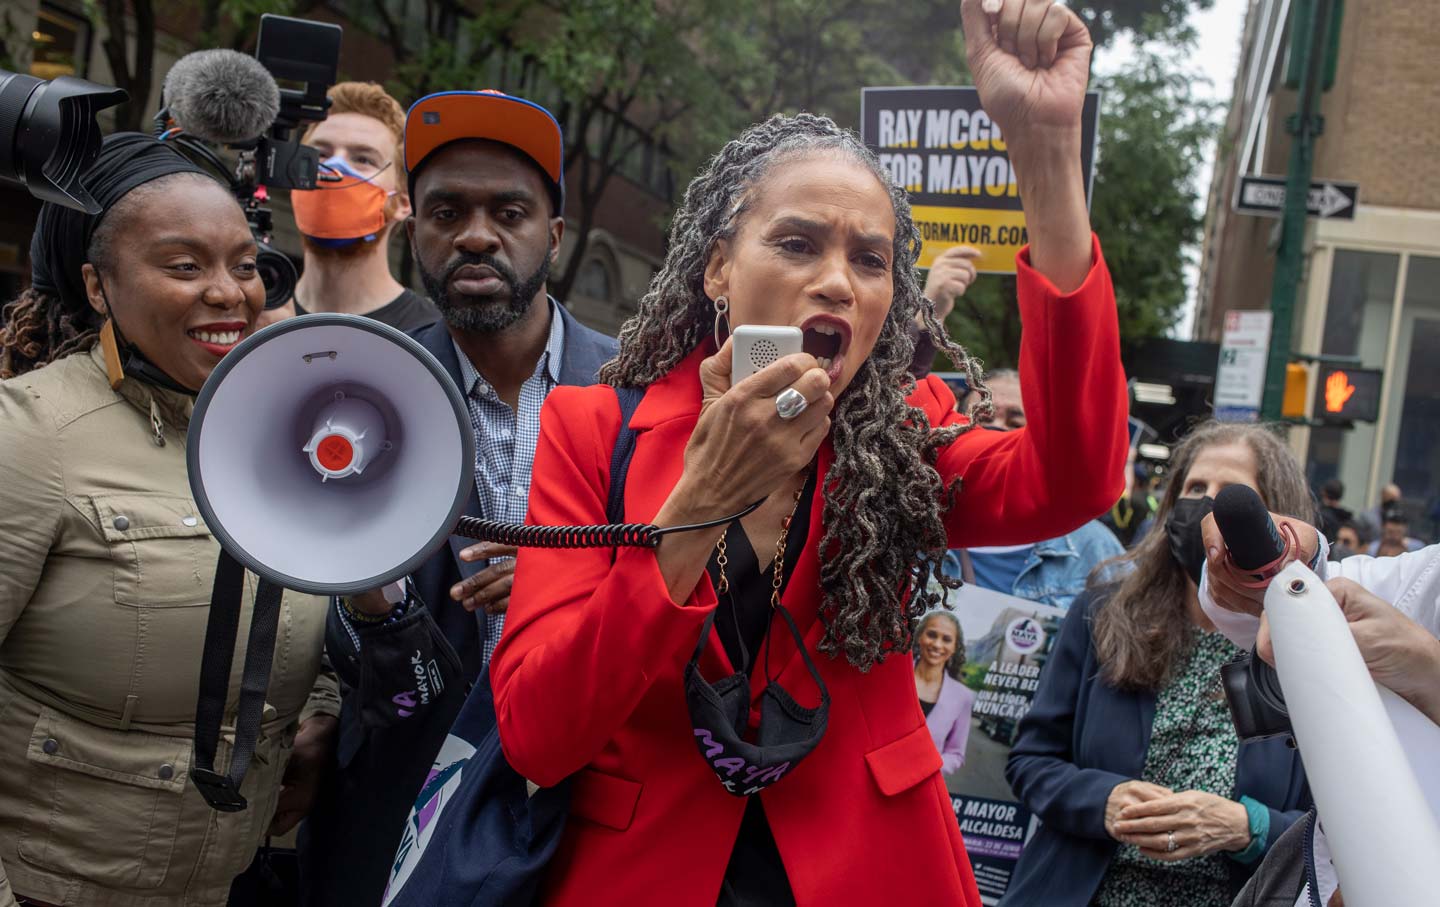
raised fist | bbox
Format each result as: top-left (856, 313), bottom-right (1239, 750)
top-left (960, 0), bottom-right (1093, 139)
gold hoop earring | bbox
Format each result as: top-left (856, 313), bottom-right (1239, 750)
top-left (713, 295), bottom-right (730, 349)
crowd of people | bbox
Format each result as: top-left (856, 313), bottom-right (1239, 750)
top-left (0, 1), bottom-right (1434, 906)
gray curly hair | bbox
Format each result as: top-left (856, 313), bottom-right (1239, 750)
top-left (600, 113), bottom-right (989, 669)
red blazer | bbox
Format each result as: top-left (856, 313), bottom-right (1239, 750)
top-left (491, 238), bottom-right (1127, 907)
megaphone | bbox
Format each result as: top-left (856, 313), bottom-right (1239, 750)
top-left (188, 314), bottom-right (475, 595)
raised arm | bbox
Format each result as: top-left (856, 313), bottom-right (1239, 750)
top-left (920, 1), bottom-right (1127, 547)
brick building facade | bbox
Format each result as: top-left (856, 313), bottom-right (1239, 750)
top-left (1196, 0), bottom-right (1440, 537)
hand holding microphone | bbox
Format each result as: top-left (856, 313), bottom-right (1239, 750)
top-left (1201, 485), bottom-right (1320, 618)
top-left (674, 336), bottom-right (833, 520)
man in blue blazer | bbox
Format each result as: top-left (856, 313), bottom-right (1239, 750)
top-left (999, 592), bottom-right (1312, 906)
top-left (298, 90), bottom-right (618, 906)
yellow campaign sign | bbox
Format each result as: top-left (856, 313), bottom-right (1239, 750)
top-left (861, 86), bottom-right (1099, 275)
top-left (912, 207), bottom-right (1029, 272)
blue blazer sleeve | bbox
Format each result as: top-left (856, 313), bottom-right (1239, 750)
top-left (1005, 595), bottom-right (1131, 842)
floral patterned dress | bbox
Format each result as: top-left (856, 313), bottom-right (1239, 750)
top-left (1092, 630), bottom-right (1244, 907)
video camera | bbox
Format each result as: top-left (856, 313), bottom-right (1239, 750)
top-left (156, 14), bottom-right (343, 308)
top-left (0, 15), bottom-right (342, 310)
top-left (0, 70), bottom-right (127, 213)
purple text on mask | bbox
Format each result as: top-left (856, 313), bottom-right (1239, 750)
top-left (693, 729), bottom-right (792, 788)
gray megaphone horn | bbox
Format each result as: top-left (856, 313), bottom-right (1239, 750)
top-left (189, 314), bottom-right (761, 598)
top-left (187, 314), bottom-right (475, 595)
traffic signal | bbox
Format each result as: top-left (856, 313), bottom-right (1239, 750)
top-left (1314, 366), bottom-right (1382, 422)
top-left (1282, 363), bottom-right (1309, 419)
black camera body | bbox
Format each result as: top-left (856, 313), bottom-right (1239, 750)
top-left (1221, 649), bottom-right (1293, 743)
top-left (242, 13), bottom-right (342, 193)
top-left (219, 15), bottom-right (342, 308)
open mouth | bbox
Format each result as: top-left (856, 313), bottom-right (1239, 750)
top-left (800, 316), bottom-right (851, 377)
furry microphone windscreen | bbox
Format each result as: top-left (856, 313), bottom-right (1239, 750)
top-left (164, 49), bottom-right (280, 145)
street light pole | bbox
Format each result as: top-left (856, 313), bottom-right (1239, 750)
top-left (1260, 0), bottom-right (1336, 420)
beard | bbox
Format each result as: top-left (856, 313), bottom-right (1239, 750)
top-left (420, 250), bottom-right (550, 334)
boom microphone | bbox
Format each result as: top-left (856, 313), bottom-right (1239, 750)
top-left (163, 50), bottom-right (279, 144)
top-left (1213, 484), bottom-right (1286, 573)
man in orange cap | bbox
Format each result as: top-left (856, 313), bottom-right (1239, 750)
top-left (303, 90), bottom-right (616, 906)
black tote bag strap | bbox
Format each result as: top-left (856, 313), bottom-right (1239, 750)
top-left (606, 386), bottom-right (645, 525)
top-left (192, 548), bottom-right (284, 811)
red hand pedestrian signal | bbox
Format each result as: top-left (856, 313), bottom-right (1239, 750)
top-left (1325, 370), bottom-right (1357, 413)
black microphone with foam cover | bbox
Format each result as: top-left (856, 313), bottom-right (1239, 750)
top-left (1213, 484), bottom-right (1285, 572)
top-left (163, 50), bottom-right (279, 144)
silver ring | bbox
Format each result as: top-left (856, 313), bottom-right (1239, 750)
top-left (775, 388), bottom-right (808, 420)
top-left (1166, 831), bottom-right (1177, 853)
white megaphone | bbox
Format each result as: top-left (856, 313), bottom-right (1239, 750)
top-left (188, 314), bottom-right (475, 594)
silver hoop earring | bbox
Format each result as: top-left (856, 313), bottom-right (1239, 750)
top-left (713, 295), bottom-right (730, 349)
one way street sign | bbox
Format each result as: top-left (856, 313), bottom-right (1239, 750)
top-left (1236, 175), bottom-right (1359, 220)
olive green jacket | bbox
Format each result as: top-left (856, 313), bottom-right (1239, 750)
top-left (0, 346), bottom-right (339, 906)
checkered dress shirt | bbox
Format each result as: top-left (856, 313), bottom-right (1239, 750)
top-left (452, 299), bottom-right (565, 664)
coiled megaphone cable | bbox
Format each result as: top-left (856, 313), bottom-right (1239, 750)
top-left (453, 498), bottom-right (763, 550)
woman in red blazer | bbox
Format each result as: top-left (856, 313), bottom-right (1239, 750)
top-left (492, 2), bottom-right (1123, 904)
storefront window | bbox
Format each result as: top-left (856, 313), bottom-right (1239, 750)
top-left (29, 6), bottom-right (90, 81)
top-left (1377, 255), bottom-right (1440, 542)
top-left (1304, 250), bottom-right (1397, 513)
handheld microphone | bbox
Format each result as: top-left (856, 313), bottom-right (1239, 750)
top-left (163, 50), bottom-right (280, 144)
top-left (1212, 483), bottom-right (1298, 743)
top-left (1213, 484), bottom-right (1286, 574)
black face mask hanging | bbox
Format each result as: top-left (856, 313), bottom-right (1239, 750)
top-left (684, 603), bottom-right (830, 797)
top-left (1166, 495), bottom-right (1215, 585)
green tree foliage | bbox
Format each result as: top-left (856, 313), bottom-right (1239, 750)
top-left (701, 0), bottom-right (962, 132)
top-left (1090, 48), bottom-right (1218, 346)
top-left (936, 41), bottom-right (1218, 370)
top-left (91, 0), bottom-right (1216, 329)
top-left (379, 0), bottom-right (736, 300)
top-left (1070, 0), bottom-right (1213, 51)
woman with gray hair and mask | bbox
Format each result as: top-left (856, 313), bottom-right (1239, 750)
top-left (489, 2), bottom-right (1128, 904)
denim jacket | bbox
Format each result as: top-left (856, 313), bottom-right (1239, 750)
top-left (942, 520), bottom-right (1124, 611)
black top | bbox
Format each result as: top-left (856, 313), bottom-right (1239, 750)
top-left (294, 288), bottom-right (439, 333)
top-left (705, 471), bottom-right (816, 907)
top-left (920, 698), bottom-right (937, 718)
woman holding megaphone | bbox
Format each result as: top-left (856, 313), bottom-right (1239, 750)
top-left (489, 2), bottom-right (1126, 904)
top-left (0, 134), bottom-right (336, 906)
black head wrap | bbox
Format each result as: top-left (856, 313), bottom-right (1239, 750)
top-left (29, 132), bottom-right (213, 311)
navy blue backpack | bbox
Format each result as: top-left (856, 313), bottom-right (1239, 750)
top-left (381, 386), bottom-right (644, 907)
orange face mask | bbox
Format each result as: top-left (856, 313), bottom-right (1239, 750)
top-left (291, 157), bottom-right (394, 242)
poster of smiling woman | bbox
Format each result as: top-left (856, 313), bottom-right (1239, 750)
top-left (917, 580), bottom-right (1067, 905)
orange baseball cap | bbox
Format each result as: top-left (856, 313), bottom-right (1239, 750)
top-left (404, 90), bottom-right (565, 211)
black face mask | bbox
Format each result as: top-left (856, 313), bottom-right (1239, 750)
top-left (1166, 495), bottom-right (1215, 585)
top-left (684, 603), bottom-right (830, 797)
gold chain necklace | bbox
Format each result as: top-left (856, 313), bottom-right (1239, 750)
top-left (714, 485), bottom-right (806, 608)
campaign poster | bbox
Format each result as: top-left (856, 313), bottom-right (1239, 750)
top-left (860, 86), bottom-right (1099, 273)
top-left (921, 581), bottom-right (1067, 905)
